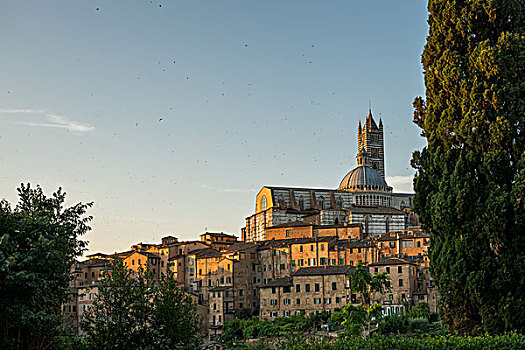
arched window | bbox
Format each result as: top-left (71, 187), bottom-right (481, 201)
top-left (365, 216), bottom-right (370, 235)
top-left (261, 196), bottom-right (267, 211)
top-left (335, 218), bottom-right (339, 225)
top-left (385, 217), bottom-right (390, 233)
top-left (336, 196), bottom-right (343, 207)
top-left (278, 194), bottom-right (285, 207)
top-left (319, 196), bottom-right (325, 209)
top-left (298, 195), bottom-right (304, 210)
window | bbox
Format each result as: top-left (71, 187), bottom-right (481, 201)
top-left (332, 282), bottom-right (337, 290)
top-left (91, 271), bottom-right (95, 278)
top-left (280, 263), bottom-right (285, 270)
top-left (339, 258), bottom-right (344, 265)
top-left (315, 283), bottom-right (320, 292)
top-left (332, 259), bottom-right (336, 265)
top-left (291, 260), bottom-right (296, 267)
top-left (399, 279), bottom-right (404, 287)
top-left (389, 242), bottom-right (396, 248)
top-left (272, 287), bottom-right (276, 294)
top-left (239, 289), bottom-right (244, 296)
top-left (398, 266), bottom-right (403, 273)
top-left (263, 299), bottom-right (267, 306)
top-left (299, 195), bottom-right (304, 210)
top-left (296, 284), bottom-right (301, 293)
top-left (270, 299), bottom-right (277, 306)
top-left (310, 244), bottom-right (314, 251)
top-left (296, 298), bottom-right (301, 305)
top-left (374, 267), bottom-right (378, 273)
top-left (300, 245), bottom-right (303, 253)
top-left (324, 298), bottom-right (331, 304)
top-left (284, 298), bottom-right (291, 305)
top-left (320, 244), bottom-right (324, 251)
top-left (226, 277), bottom-right (231, 284)
top-left (401, 241), bottom-right (414, 248)
top-left (283, 286), bottom-right (291, 293)
top-left (314, 298), bottom-right (321, 304)
top-left (305, 284), bottom-right (311, 292)
top-left (199, 269), bottom-right (202, 275)
top-left (271, 311), bottom-right (278, 318)
top-left (261, 196), bottom-right (267, 210)
top-left (336, 297), bottom-right (341, 303)
top-left (320, 258), bottom-right (326, 265)
top-left (386, 267), bottom-right (390, 274)
top-left (286, 230), bottom-right (291, 237)
top-left (284, 310), bottom-right (290, 317)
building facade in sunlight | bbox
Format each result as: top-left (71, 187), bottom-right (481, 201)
top-left (243, 110), bottom-right (417, 242)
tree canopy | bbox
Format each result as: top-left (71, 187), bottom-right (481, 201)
top-left (348, 262), bottom-right (390, 306)
top-left (0, 184), bottom-right (92, 349)
top-left (82, 260), bottom-right (202, 350)
top-left (412, 0), bottom-right (524, 335)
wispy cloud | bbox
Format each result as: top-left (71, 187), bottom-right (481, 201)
top-left (193, 181), bottom-right (255, 193)
top-left (0, 108), bottom-right (43, 114)
top-left (386, 175), bottom-right (414, 193)
top-left (20, 114), bottom-right (94, 132)
top-left (0, 109), bottom-right (94, 133)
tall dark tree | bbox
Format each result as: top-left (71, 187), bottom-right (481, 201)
top-left (412, 0), bottom-right (524, 335)
top-left (0, 184), bottom-right (92, 349)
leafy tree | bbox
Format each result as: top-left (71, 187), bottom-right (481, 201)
top-left (407, 302), bottom-right (431, 320)
top-left (82, 260), bottom-right (202, 350)
top-left (0, 184), bottom-right (92, 349)
top-left (348, 262), bottom-right (390, 306)
top-left (151, 269), bottom-right (203, 349)
top-left (412, 0), bottom-right (524, 335)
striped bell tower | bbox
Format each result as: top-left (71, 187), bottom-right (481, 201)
top-left (357, 109), bottom-right (385, 179)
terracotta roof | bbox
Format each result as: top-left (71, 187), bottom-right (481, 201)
top-left (292, 265), bottom-right (354, 276)
top-left (259, 277), bottom-right (293, 288)
top-left (209, 286), bottom-right (233, 292)
top-left (200, 231), bottom-right (238, 238)
top-left (337, 239), bottom-right (374, 248)
top-left (368, 257), bottom-right (416, 267)
top-left (226, 242), bottom-right (257, 252)
top-left (267, 221), bottom-right (313, 229)
top-left (194, 248), bottom-right (222, 259)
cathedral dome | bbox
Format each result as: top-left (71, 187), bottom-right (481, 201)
top-left (338, 165), bottom-right (389, 191)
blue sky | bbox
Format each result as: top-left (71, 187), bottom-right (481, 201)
top-left (0, 1), bottom-right (428, 254)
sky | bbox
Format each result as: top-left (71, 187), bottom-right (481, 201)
top-left (0, 1), bottom-right (429, 255)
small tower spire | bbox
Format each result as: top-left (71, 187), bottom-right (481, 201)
top-left (358, 120), bottom-right (362, 134)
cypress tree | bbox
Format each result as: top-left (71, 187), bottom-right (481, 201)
top-left (412, 0), bottom-right (524, 335)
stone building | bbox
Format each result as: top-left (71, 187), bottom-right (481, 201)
top-left (259, 265), bottom-right (355, 319)
top-left (243, 111), bottom-right (414, 242)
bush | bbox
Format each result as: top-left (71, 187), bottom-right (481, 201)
top-left (408, 317), bottom-right (430, 333)
top-left (228, 332), bottom-right (525, 350)
top-left (378, 314), bottom-right (408, 334)
top-left (407, 302), bottom-right (430, 320)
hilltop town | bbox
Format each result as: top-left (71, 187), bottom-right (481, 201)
top-left (64, 111), bottom-right (438, 338)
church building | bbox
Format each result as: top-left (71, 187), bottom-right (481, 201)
top-left (243, 110), bottom-right (415, 242)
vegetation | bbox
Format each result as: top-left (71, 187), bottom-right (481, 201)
top-left (229, 332), bottom-right (525, 350)
top-left (0, 184), bottom-right (92, 350)
top-left (81, 260), bottom-right (202, 350)
top-left (412, 0), bottom-right (525, 335)
top-left (347, 262), bottom-right (390, 306)
top-left (219, 312), bottom-right (332, 347)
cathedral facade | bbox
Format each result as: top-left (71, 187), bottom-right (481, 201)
top-left (243, 111), bottom-right (415, 242)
